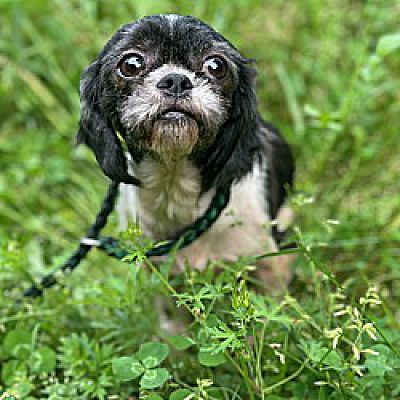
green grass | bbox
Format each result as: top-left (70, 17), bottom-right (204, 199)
top-left (1, 0), bottom-right (400, 398)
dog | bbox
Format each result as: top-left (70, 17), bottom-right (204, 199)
top-left (77, 14), bottom-right (295, 287)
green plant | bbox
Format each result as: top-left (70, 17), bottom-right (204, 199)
top-left (1, 0), bottom-right (399, 399)
top-left (0, 326), bottom-right (56, 399)
top-left (112, 342), bottom-right (170, 390)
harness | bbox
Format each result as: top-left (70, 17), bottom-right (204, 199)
top-left (24, 180), bottom-right (232, 297)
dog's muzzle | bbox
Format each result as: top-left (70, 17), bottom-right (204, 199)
top-left (150, 73), bottom-right (200, 159)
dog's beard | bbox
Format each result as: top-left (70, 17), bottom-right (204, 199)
top-left (151, 112), bottom-right (199, 161)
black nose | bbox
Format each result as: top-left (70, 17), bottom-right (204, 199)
top-left (156, 73), bottom-right (193, 96)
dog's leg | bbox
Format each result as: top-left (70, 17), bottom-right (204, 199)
top-left (255, 252), bottom-right (294, 291)
top-left (256, 205), bottom-right (296, 290)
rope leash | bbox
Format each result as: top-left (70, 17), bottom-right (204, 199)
top-left (23, 178), bottom-right (394, 299)
top-left (24, 181), bottom-right (232, 298)
top-left (24, 181), bottom-right (120, 297)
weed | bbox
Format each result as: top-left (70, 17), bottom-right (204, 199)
top-left (1, 1), bottom-right (399, 399)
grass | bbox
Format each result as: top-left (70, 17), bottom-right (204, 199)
top-left (0, 0), bottom-right (399, 398)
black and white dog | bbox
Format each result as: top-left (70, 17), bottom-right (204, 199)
top-left (77, 14), bottom-right (295, 286)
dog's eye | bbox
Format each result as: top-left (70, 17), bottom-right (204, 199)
top-left (203, 56), bottom-right (227, 79)
top-left (118, 53), bottom-right (145, 77)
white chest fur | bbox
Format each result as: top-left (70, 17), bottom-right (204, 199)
top-left (117, 156), bottom-right (277, 270)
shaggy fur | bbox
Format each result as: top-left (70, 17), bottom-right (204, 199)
top-left (77, 14), bottom-right (295, 285)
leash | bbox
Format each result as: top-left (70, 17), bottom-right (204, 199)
top-left (24, 181), bottom-right (232, 298)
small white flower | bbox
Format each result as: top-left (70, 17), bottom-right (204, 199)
top-left (347, 324), bottom-right (359, 330)
top-left (326, 219), bottom-right (340, 225)
top-left (269, 343), bottom-right (282, 349)
top-left (314, 381), bottom-right (329, 386)
top-left (351, 365), bottom-right (364, 377)
top-left (364, 323), bottom-right (378, 340)
top-left (333, 303), bottom-right (345, 310)
top-left (361, 348), bottom-right (379, 356)
top-left (332, 335), bottom-right (340, 349)
top-left (333, 309), bottom-right (348, 317)
top-left (274, 350), bottom-right (286, 364)
top-left (352, 344), bottom-right (361, 361)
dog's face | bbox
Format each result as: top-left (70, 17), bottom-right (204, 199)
top-left (78, 15), bottom-right (259, 189)
top-left (115, 16), bottom-right (239, 161)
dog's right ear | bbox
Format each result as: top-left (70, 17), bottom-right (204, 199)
top-left (76, 61), bottom-right (140, 185)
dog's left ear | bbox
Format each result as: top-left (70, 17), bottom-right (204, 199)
top-left (76, 61), bottom-right (140, 185)
top-left (200, 59), bottom-right (259, 190)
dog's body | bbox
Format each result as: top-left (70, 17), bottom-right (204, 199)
top-left (77, 15), bottom-right (294, 285)
top-left (118, 121), bottom-right (292, 275)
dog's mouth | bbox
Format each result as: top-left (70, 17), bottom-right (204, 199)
top-left (159, 107), bottom-right (196, 121)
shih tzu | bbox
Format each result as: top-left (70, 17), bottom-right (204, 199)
top-left (77, 14), bottom-right (295, 287)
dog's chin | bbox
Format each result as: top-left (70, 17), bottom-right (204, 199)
top-left (150, 111), bottom-right (199, 162)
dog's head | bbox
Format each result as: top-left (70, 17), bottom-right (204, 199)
top-left (77, 15), bottom-right (259, 189)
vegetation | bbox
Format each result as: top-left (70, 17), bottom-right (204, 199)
top-left (1, 1), bottom-right (399, 398)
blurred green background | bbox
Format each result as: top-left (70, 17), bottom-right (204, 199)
top-left (1, 1), bottom-right (399, 254)
top-left (0, 1), bottom-right (400, 398)
top-left (1, 0), bottom-right (400, 344)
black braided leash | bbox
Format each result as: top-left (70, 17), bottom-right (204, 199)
top-left (24, 181), bottom-right (120, 298)
top-left (97, 183), bottom-right (232, 259)
top-left (24, 181), bottom-right (232, 298)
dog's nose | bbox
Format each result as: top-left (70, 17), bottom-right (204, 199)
top-left (156, 73), bottom-right (193, 96)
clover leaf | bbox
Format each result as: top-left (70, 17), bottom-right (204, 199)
top-left (140, 368), bottom-right (169, 389)
top-left (112, 342), bottom-right (170, 389)
top-left (137, 342), bottom-right (169, 368)
top-left (112, 356), bottom-right (144, 382)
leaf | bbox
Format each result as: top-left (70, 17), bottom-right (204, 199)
top-left (112, 356), bottom-right (144, 381)
top-left (377, 33), bottom-right (400, 57)
top-left (140, 367), bottom-right (169, 389)
top-left (198, 350), bottom-right (227, 367)
top-left (1, 359), bottom-right (27, 386)
top-left (364, 355), bottom-right (393, 377)
top-left (322, 351), bottom-right (344, 371)
top-left (3, 328), bottom-right (32, 359)
top-left (167, 335), bottom-right (195, 351)
top-left (137, 342), bottom-right (169, 368)
top-left (31, 346), bottom-right (56, 374)
top-left (370, 344), bottom-right (391, 357)
top-left (10, 380), bottom-right (34, 398)
top-left (299, 340), bottom-right (344, 371)
top-left (170, 389), bottom-right (192, 400)
top-left (145, 394), bottom-right (164, 400)
top-left (363, 347), bottom-right (393, 378)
